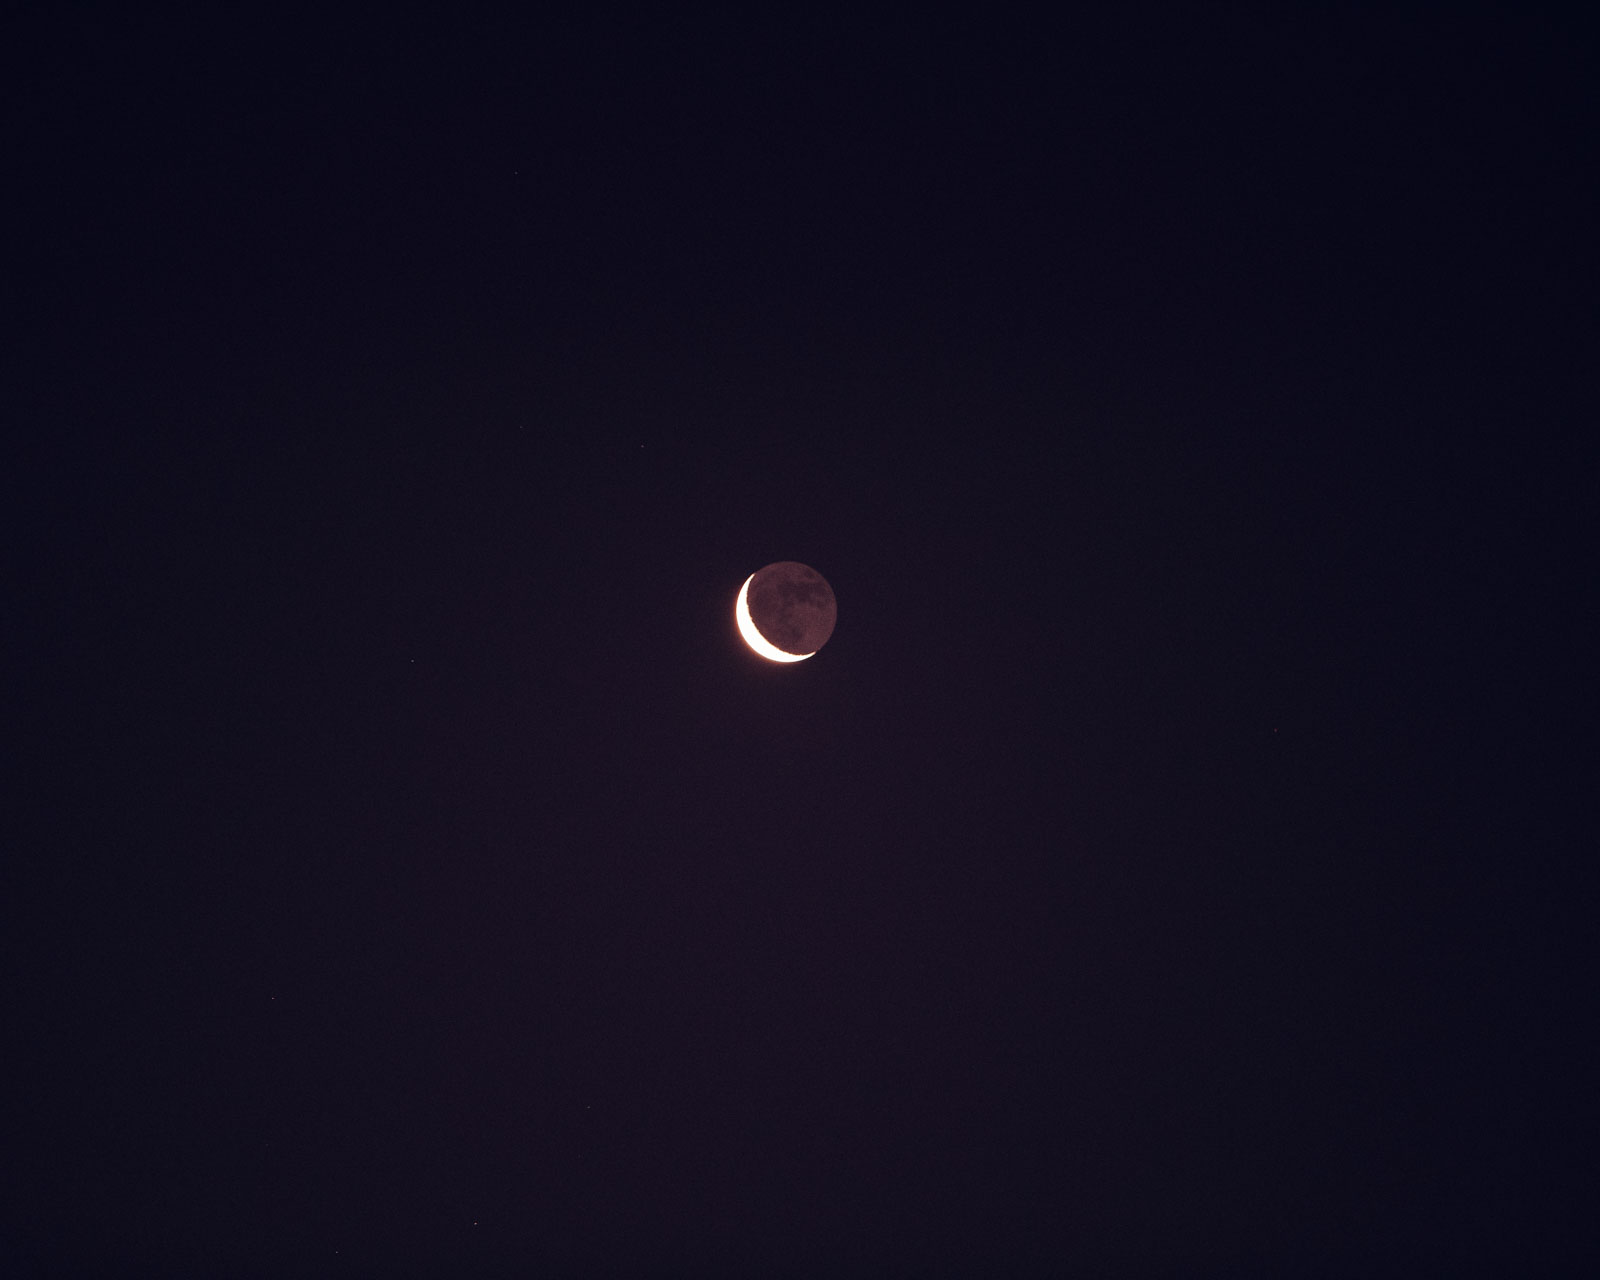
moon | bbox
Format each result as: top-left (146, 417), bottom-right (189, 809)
top-left (736, 561), bottom-right (837, 663)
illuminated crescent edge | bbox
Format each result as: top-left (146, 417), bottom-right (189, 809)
top-left (736, 574), bottom-right (816, 662)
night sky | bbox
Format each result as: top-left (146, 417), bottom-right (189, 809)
top-left (5, 11), bottom-right (1593, 1277)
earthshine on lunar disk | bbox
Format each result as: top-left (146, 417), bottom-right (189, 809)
top-left (736, 562), bottom-right (837, 662)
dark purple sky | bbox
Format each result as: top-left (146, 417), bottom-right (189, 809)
top-left (5, 11), bottom-right (1592, 1277)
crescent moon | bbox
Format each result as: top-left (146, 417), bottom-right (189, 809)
top-left (736, 574), bottom-right (815, 662)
